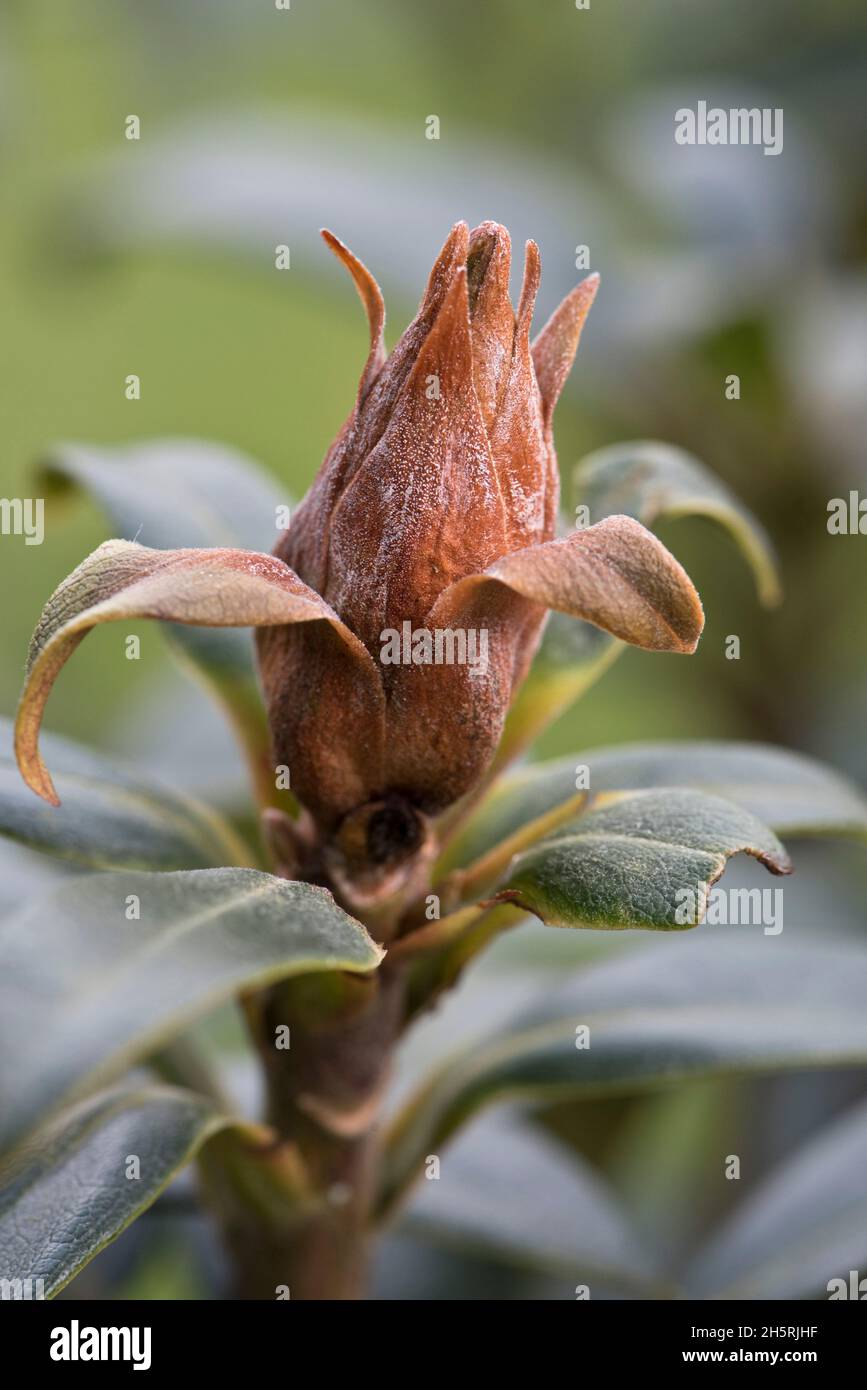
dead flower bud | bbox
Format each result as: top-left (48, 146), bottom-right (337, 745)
top-left (256, 223), bottom-right (703, 870)
top-left (16, 222), bottom-right (703, 916)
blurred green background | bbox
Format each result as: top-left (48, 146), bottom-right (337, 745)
top-left (1, 0), bottom-right (866, 1299)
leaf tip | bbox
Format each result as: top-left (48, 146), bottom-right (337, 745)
top-left (14, 735), bottom-right (61, 807)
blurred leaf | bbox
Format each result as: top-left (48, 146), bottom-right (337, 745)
top-left (0, 868), bottom-right (382, 1152)
top-left (400, 1107), bottom-right (667, 1295)
top-left (496, 789), bottom-right (790, 930)
top-left (37, 440), bottom-right (285, 807)
top-left (445, 741), bottom-right (867, 873)
top-left (112, 682), bottom-right (251, 811)
top-left (0, 1084), bottom-right (241, 1299)
top-left (496, 439), bottom-right (779, 768)
top-left (380, 935), bottom-right (867, 1213)
top-left (0, 838), bottom-right (72, 920)
top-left (112, 1232), bottom-right (212, 1302)
top-left (40, 439), bottom-right (283, 554)
top-left (688, 1096), bottom-right (867, 1300)
top-left (0, 717), bottom-right (251, 872)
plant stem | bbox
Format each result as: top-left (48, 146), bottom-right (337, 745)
top-left (435, 788), bottom-right (589, 908)
top-left (223, 959), bottom-right (409, 1299)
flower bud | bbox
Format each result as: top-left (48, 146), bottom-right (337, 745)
top-left (256, 222), bottom-right (703, 866)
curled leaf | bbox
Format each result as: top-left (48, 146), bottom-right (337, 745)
top-left (383, 515), bottom-right (702, 813)
top-left (574, 440), bottom-right (781, 607)
top-left (34, 438), bottom-right (289, 810)
top-left (427, 514), bottom-right (704, 654)
top-left (15, 540), bottom-right (384, 807)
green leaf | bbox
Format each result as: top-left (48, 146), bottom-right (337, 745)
top-left (38, 439), bottom-right (285, 806)
top-left (496, 789), bottom-right (790, 930)
top-left (445, 741), bottom-right (867, 873)
top-left (380, 935), bottom-right (867, 1213)
top-left (0, 1084), bottom-right (240, 1299)
top-left (688, 1096), bottom-right (867, 1299)
top-left (496, 439), bottom-right (780, 767)
top-left (401, 1108), bottom-right (666, 1294)
top-left (574, 440), bottom-right (781, 607)
top-left (0, 717), bottom-right (252, 871)
top-left (0, 868), bottom-right (382, 1152)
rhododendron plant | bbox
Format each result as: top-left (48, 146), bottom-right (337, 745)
top-left (2, 223), bottom-right (866, 1303)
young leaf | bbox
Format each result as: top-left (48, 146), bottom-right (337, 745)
top-left (380, 935), bottom-right (867, 1214)
top-left (0, 717), bottom-right (252, 871)
top-left (687, 1096), bottom-right (867, 1299)
top-left (496, 439), bottom-right (780, 767)
top-left (494, 789), bottom-right (791, 930)
top-left (0, 868), bottom-right (383, 1153)
top-left (0, 1084), bottom-right (252, 1299)
top-left (444, 741), bottom-right (867, 874)
top-left (15, 539), bottom-right (384, 810)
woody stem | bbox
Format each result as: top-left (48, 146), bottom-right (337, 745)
top-left (224, 959), bottom-right (409, 1299)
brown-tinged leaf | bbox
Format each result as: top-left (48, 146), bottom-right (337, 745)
top-left (574, 440), bottom-right (781, 607)
top-left (383, 515), bottom-right (702, 813)
top-left (16, 540), bottom-right (384, 807)
top-left (427, 514), bottom-right (704, 654)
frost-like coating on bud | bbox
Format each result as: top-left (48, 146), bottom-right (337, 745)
top-left (255, 222), bottom-right (702, 876)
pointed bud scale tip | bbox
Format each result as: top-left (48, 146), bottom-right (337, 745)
top-left (516, 240), bottom-right (542, 339)
top-left (320, 228), bottom-right (386, 401)
top-left (531, 271), bottom-right (600, 427)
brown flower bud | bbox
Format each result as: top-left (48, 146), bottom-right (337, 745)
top-left (14, 221), bottom-right (703, 922)
top-left (256, 222), bottom-right (704, 852)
